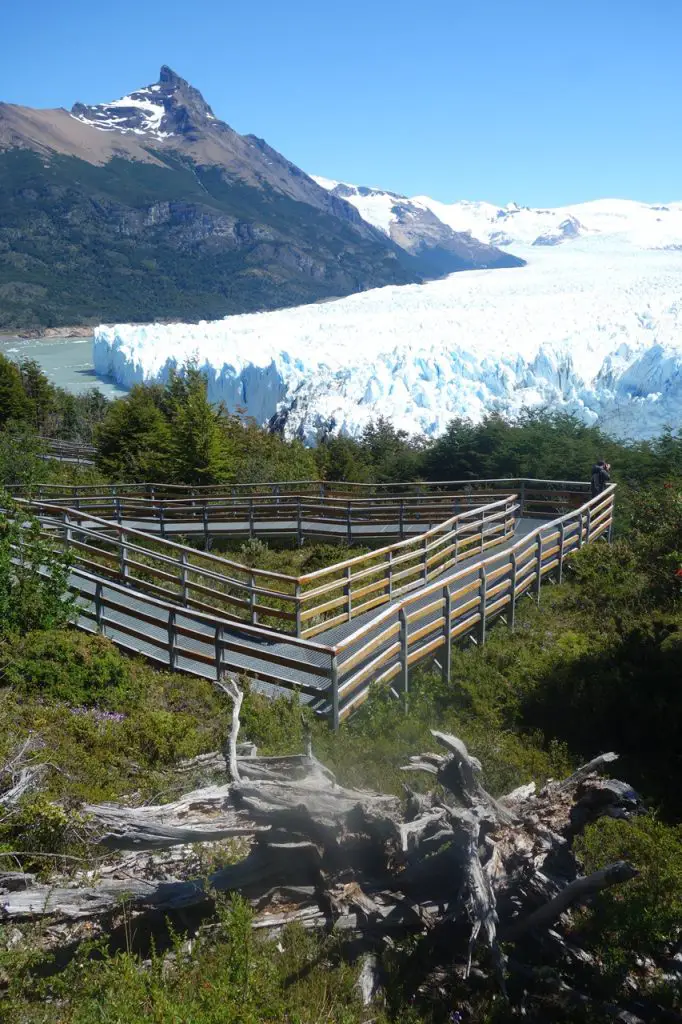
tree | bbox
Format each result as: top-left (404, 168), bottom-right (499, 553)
top-left (0, 496), bottom-right (75, 636)
top-left (0, 423), bottom-right (48, 492)
top-left (18, 359), bottom-right (56, 432)
top-left (0, 355), bottom-right (33, 429)
top-left (95, 385), bottom-right (172, 481)
top-left (163, 365), bottom-right (230, 486)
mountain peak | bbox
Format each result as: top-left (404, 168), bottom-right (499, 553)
top-left (70, 66), bottom-right (218, 140)
top-left (159, 65), bottom-right (185, 87)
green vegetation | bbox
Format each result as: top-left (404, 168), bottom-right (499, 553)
top-left (0, 359), bottom-right (681, 1020)
top-left (0, 149), bottom-right (421, 332)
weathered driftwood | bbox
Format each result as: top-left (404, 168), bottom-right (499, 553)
top-left (504, 860), bottom-right (639, 940)
top-left (0, 684), bottom-right (647, 1018)
top-left (0, 736), bottom-right (48, 809)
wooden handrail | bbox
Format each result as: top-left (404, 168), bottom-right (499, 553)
top-left (6, 478), bottom-right (614, 726)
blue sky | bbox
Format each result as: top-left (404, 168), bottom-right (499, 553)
top-left (2, 0), bottom-right (680, 206)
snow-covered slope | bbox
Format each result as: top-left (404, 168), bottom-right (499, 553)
top-left (414, 196), bottom-right (682, 250)
top-left (94, 235), bottom-right (682, 442)
top-left (310, 177), bottom-right (524, 270)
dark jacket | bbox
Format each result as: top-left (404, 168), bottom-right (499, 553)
top-left (590, 463), bottom-right (610, 498)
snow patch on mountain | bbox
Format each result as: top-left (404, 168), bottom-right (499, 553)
top-left (94, 237), bottom-right (682, 442)
top-left (71, 89), bottom-right (174, 139)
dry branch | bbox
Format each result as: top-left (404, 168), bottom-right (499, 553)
top-left (0, 685), bottom-right (647, 1017)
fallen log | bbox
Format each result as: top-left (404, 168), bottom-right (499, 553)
top-left (0, 682), bottom-right (647, 1018)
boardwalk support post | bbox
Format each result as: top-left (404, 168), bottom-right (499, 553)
top-left (214, 625), bottom-right (222, 680)
top-left (442, 586), bottom-right (452, 684)
top-left (249, 572), bottom-right (258, 625)
top-left (478, 567), bottom-right (487, 645)
top-left (94, 581), bottom-right (103, 631)
top-left (536, 534), bottom-right (544, 603)
top-left (180, 551), bottom-right (188, 602)
top-left (120, 532), bottom-right (129, 582)
top-left (295, 583), bottom-right (302, 637)
top-left (607, 497), bottom-right (614, 544)
top-left (399, 607), bottom-right (409, 711)
top-left (331, 654), bottom-right (340, 731)
top-left (168, 610), bottom-right (177, 670)
top-left (508, 551), bottom-right (518, 629)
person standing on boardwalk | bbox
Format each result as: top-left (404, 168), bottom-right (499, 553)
top-left (590, 459), bottom-right (611, 498)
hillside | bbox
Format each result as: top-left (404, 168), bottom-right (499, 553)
top-left (0, 67), bottom-right (519, 332)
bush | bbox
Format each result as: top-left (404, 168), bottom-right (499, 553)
top-left (0, 630), bottom-right (139, 708)
top-left (574, 816), bottom-right (682, 965)
top-left (0, 498), bottom-right (75, 637)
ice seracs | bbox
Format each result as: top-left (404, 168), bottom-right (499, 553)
top-left (94, 233), bottom-right (682, 443)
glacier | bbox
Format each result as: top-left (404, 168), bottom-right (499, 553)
top-left (94, 231), bottom-right (682, 444)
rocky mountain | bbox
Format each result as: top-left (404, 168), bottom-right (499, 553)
top-left (0, 67), bottom-right (518, 332)
top-left (311, 177), bottom-right (524, 273)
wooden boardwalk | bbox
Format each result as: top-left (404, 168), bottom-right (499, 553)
top-left (18, 479), bottom-right (615, 726)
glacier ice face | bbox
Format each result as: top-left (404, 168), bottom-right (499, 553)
top-left (93, 237), bottom-right (682, 443)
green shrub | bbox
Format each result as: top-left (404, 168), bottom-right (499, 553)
top-left (0, 500), bottom-right (75, 637)
top-left (0, 630), bottom-right (139, 708)
top-left (574, 816), bottom-right (682, 965)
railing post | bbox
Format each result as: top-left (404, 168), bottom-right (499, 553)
top-left (387, 549), bottom-right (393, 599)
top-left (347, 501), bottom-right (352, 545)
top-left (607, 496), bottom-right (614, 543)
top-left (399, 607), bottom-right (409, 711)
top-left (331, 654), bottom-right (340, 731)
top-left (249, 572), bottom-right (258, 625)
top-left (249, 498), bottom-right (255, 539)
top-left (423, 534), bottom-right (429, 583)
top-left (168, 610), bottom-right (177, 670)
top-left (295, 583), bottom-right (302, 637)
top-left (63, 511), bottom-right (72, 550)
top-left (585, 505), bottom-right (592, 544)
top-left (508, 551), bottom-right (518, 629)
top-left (94, 580), bottom-right (103, 630)
top-left (478, 567), bottom-right (487, 645)
top-left (158, 501), bottom-right (165, 539)
top-left (399, 500), bottom-right (405, 540)
top-left (558, 522), bottom-right (566, 584)
top-left (115, 496), bottom-right (122, 524)
top-left (536, 534), bottom-right (543, 603)
top-left (519, 479), bottom-right (526, 516)
top-left (442, 585), bottom-right (452, 684)
top-left (577, 511), bottom-right (583, 549)
top-left (202, 502), bottom-right (209, 545)
top-left (214, 624), bottom-right (222, 680)
top-left (345, 565), bottom-right (352, 621)
top-left (180, 551), bottom-right (189, 603)
top-left (297, 496), bottom-right (303, 548)
top-left (119, 530), bottom-right (129, 581)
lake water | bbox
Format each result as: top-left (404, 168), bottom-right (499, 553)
top-left (0, 335), bottom-right (127, 399)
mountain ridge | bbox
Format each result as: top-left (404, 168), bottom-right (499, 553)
top-left (0, 67), bottom-right (521, 330)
